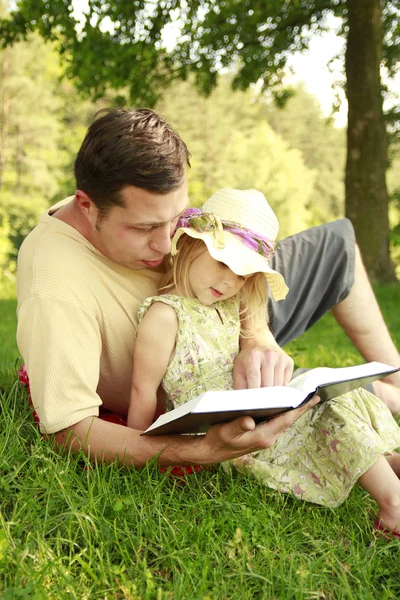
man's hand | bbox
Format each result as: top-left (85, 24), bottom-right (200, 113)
top-left (233, 344), bottom-right (294, 389)
top-left (52, 397), bottom-right (316, 468)
top-left (52, 393), bottom-right (319, 468)
top-left (199, 395), bottom-right (320, 464)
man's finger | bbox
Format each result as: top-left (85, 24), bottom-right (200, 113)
top-left (228, 415), bottom-right (256, 436)
top-left (263, 362), bottom-right (285, 387)
top-left (217, 415), bottom-right (256, 444)
top-left (257, 395), bottom-right (320, 440)
top-left (245, 365), bottom-right (262, 389)
top-left (260, 361), bottom-right (275, 387)
top-left (233, 368), bottom-right (248, 390)
top-left (283, 363), bottom-right (294, 386)
top-left (283, 359), bottom-right (294, 385)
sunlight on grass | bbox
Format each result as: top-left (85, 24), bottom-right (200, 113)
top-left (1, 284), bottom-right (400, 597)
top-left (0, 274), bottom-right (19, 369)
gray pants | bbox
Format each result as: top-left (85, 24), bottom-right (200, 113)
top-left (269, 219), bottom-right (376, 391)
top-left (269, 218), bottom-right (355, 346)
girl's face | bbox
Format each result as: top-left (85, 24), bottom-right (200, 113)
top-left (188, 250), bottom-right (248, 305)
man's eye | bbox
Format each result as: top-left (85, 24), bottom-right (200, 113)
top-left (132, 226), bottom-right (155, 233)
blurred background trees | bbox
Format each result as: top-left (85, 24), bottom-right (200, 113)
top-left (0, 0), bottom-right (399, 281)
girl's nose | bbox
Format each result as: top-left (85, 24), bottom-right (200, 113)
top-left (222, 269), bottom-right (240, 286)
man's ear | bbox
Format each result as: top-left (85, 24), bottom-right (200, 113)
top-left (75, 190), bottom-right (98, 228)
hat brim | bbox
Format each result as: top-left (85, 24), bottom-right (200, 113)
top-left (172, 228), bottom-right (289, 301)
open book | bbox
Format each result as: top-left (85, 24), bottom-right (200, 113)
top-left (142, 361), bottom-right (399, 436)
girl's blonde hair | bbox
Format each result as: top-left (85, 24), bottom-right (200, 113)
top-left (160, 236), bottom-right (268, 336)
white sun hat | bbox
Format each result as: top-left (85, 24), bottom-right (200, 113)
top-left (171, 188), bottom-right (289, 301)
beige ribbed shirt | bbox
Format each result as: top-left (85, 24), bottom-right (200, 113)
top-left (17, 198), bottom-right (161, 434)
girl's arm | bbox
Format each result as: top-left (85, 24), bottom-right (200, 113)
top-left (127, 302), bottom-right (178, 430)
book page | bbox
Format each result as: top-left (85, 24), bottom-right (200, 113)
top-left (192, 386), bottom-right (304, 413)
top-left (289, 362), bottom-right (397, 395)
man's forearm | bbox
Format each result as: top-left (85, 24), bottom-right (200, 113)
top-left (52, 396), bottom-right (320, 469)
top-left (53, 416), bottom-right (213, 468)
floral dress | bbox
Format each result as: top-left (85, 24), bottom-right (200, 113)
top-left (138, 295), bottom-right (400, 507)
top-left (138, 295), bottom-right (240, 412)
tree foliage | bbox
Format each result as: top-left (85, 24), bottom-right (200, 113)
top-left (0, 0), bottom-right (179, 106)
top-left (0, 30), bottom-right (353, 275)
top-left (2, 0), bottom-right (399, 281)
top-left (0, 33), bottom-right (61, 270)
top-left (158, 77), bottom-right (316, 238)
top-left (265, 84), bottom-right (346, 224)
top-left (0, 28), bottom-right (103, 272)
top-left (1, 1), bottom-right (399, 106)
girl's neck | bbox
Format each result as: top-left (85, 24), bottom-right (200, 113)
top-left (163, 286), bottom-right (180, 296)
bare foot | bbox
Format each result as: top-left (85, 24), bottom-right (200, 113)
top-left (373, 380), bottom-right (400, 416)
top-left (376, 511), bottom-right (400, 536)
top-left (386, 453), bottom-right (400, 477)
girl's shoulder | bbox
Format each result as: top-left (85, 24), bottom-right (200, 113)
top-left (137, 294), bottom-right (240, 325)
top-left (137, 294), bottom-right (190, 323)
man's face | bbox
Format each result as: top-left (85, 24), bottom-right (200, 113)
top-left (87, 180), bottom-right (189, 270)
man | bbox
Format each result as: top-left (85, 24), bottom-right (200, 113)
top-left (16, 108), bottom-right (400, 468)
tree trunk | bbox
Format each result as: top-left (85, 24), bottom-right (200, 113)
top-left (16, 124), bottom-right (23, 190)
top-left (345, 0), bottom-right (396, 282)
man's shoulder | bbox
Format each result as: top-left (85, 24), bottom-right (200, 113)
top-left (17, 195), bottom-right (160, 309)
top-left (18, 224), bottom-right (91, 289)
top-left (17, 203), bottom-right (100, 307)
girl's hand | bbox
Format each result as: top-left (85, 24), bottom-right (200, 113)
top-left (233, 344), bottom-right (294, 389)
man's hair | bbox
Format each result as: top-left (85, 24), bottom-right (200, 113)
top-left (160, 236), bottom-right (268, 334)
top-left (74, 108), bottom-right (191, 215)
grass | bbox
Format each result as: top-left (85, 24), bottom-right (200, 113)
top-left (287, 284), bottom-right (400, 370)
top-left (1, 276), bottom-right (400, 598)
top-left (0, 275), bottom-right (18, 371)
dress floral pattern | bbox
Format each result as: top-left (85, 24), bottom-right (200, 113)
top-left (137, 295), bottom-right (240, 411)
top-left (138, 295), bottom-right (400, 507)
top-left (229, 388), bottom-right (400, 506)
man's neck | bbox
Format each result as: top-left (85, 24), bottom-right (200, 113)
top-left (52, 198), bottom-right (90, 241)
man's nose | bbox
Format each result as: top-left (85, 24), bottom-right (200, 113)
top-left (148, 226), bottom-right (172, 255)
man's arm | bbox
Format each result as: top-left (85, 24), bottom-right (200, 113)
top-left (53, 395), bottom-right (320, 468)
top-left (17, 296), bottom-right (104, 433)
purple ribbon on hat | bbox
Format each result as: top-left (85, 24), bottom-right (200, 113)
top-left (176, 208), bottom-right (276, 259)
top-left (177, 208), bottom-right (203, 228)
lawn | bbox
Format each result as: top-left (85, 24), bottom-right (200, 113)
top-left (1, 276), bottom-right (400, 599)
top-left (0, 275), bottom-right (18, 371)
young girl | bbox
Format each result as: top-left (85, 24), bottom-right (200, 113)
top-left (128, 188), bottom-right (400, 538)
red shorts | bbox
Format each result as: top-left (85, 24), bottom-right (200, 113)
top-left (18, 365), bottom-right (202, 477)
